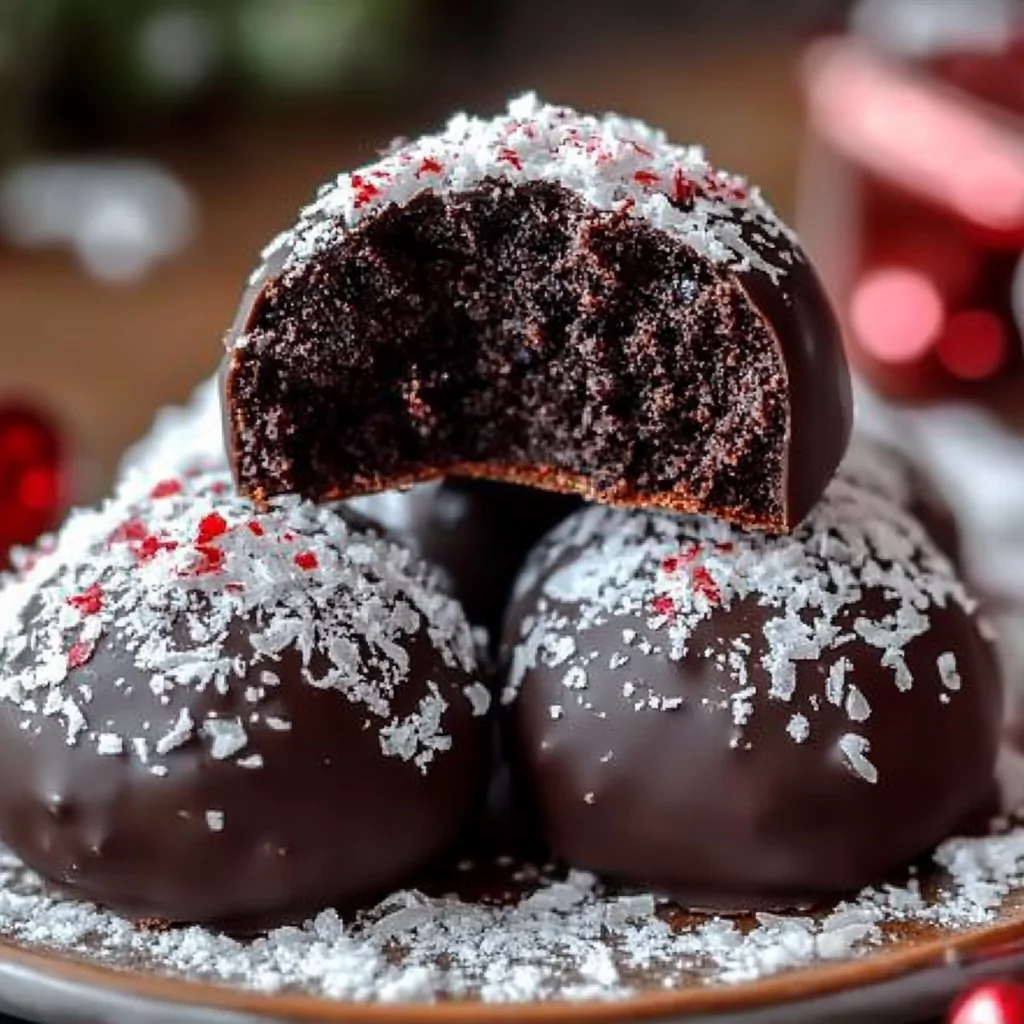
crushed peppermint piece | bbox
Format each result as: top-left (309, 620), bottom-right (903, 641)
top-left (205, 810), bottom-right (224, 832)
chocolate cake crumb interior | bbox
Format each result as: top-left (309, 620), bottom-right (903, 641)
top-left (230, 180), bottom-right (789, 525)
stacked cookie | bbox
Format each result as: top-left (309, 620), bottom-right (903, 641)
top-left (0, 95), bottom-right (1001, 928)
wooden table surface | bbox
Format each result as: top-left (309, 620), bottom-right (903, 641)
top-left (0, 39), bottom-right (805, 501)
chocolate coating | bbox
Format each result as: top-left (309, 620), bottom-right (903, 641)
top-left (352, 479), bottom-right (581, 640)
top-left (0, 475), bottom-right (490, 929)
top-left (503, 481), bottom-right (1001, 909)
top-left (222, 99), bottom-right (851, 532)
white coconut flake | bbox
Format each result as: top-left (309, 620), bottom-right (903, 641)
top-left (95, 733), bottom-right (123, 756)
top-left (938, 652), bottom-right (962, 691)
top-left (155, 708), bottom-right (194, 756)
top-left (839, 734), bottom-right (879, 785)
top-left (462, 682), bottom-right (491, 717)
top-left (845, 686), bottom-right (872, 723)
top-left (786, 713), bottom-right (810, 744)
top-left (202, 717), bottom-right (248, 760)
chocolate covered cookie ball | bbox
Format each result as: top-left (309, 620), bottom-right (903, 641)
top-left (503, 480), bottom-right (1000, 910)
top-left (0, 474), bottom-right (490, 929)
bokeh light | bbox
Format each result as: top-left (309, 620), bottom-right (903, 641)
top-left (849, 267), bottom-right (945, 363)
top-left (936, 309), bottom-right (1010, 380)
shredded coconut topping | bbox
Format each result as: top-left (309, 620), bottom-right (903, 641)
top-left (838, 434), bottom-right (917, 510)
top-left (234, 92), bottom-right (798, 328)
top-left (0, 825), bottom-right (1021, 1003)
top-left (0, 473), bottom-right (484, 775)
top-left (117, 377), bottom-right (225, 496)
top-left (504, 480), bottom-right (975, 782)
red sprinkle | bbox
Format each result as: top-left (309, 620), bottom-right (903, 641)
top-left (193, 544), bottom-right (224, 575)
top-left (294, 551), bottom-right (318, 571)
top-left (692, 566), bottom-right (720, 604)
top-left (350, 174), bottom-right (381, 208)
top-left (715, 542), bottom-right (735, 554)
top-left (110, 518), bottom-right (148, 544)
top-left (247, 521), bottom-right (265, 537)
top-left (672, 167), bottom-right (696, 204)
top-left (149, 479), bottom-right (182, 500)
top-left (137, 535), bottom-right (178, 563)
top-left (197, 513), bottom-right (228, 545)
top-left (417, 156), bottom-right (443, 177)
top-left (67, 583), bottom-right (103, 616)
top-left (652, 595), bottom-right (676, 618)
top-left (633, 169), bottom-right (660, 187)
top-left (497, 148), bottom-right (523, 170)
top-left (282, 532), bottom-right (296, 543)
top-left (663, 543), bottom-right (701, 573)
top-left (67, 641), bottom-right (94, 670)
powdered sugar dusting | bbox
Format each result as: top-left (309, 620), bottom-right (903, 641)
top-left (0, 473), bottom-right (485, 776)
top-left (504, 479), bottom-right (976, 782)
top-left (235, 92), bottom-right (798, 325)
top-left (0, 825), bottom-right (1021, 1003)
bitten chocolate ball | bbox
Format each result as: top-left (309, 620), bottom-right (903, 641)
top-left (353, 479), bottom-right (581, 640)
top-left (503, 480), bottom-right (1000, 910)
top-left (223, 94), bottom-right (851, 532)
top-left (838, 432), bottom-right (961, 565)
top-left (0, 474), bottom-right (490, 929)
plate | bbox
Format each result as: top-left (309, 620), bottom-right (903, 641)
top-left (0, 914), bottom-right (1023, 1024)
top-left (1, 847), bottom-right (1024, 1024)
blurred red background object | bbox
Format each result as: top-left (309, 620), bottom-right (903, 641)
top-left (950, 981), bottom-right (1024, 1024)
top-left (799, 1), bottom-right (1024, 419)
top-left (0, 401), bottom-right (65, 570)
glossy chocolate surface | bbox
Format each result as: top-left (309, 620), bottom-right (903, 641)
top-left (503, 484), bottom-right (1001, 908)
